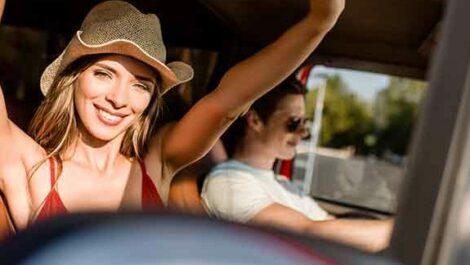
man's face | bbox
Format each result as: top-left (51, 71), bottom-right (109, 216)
top-left (258, 94), bottom-right (307, 160)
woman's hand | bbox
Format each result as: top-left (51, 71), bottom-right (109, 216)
top-left (307, 0), bottom-right (345, 33)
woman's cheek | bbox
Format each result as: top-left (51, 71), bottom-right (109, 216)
top-left (77, 77), bottom-right (105, 98)
top-left (131, 92), bottom-right (152, 113)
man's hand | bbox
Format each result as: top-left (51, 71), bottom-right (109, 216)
top-left (252, 203), bottom-right (393, 252)
top-left (307, 0), bottom-right (345, 33)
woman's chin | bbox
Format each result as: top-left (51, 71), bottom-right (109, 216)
top-left (84, 128), bottom-right (126, 143)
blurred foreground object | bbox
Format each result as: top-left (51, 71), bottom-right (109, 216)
top-left (0, 213), bottom-right (399, 265)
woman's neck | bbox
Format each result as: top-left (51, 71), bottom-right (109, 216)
top-left (65, 132), bottom-right (127, 173)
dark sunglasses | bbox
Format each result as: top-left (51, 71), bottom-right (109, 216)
top-left (286, 117), bottom-right (308, 133)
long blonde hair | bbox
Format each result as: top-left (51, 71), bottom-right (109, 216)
top-left (25, 54), bottom-right (162, 222)
top-left (29, 54), bottom-right (162, 173)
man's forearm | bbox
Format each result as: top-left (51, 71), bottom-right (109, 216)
top-left (305, 219), bottom-right (394, 252)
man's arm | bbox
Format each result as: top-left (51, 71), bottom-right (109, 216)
top-left (252, 203), bottom-right (393, 252)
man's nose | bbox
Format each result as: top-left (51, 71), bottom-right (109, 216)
top-left (298, 123), bottom-right (311, 139)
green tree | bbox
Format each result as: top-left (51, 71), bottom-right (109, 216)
top-left (305, 74), bottom-right (373, 154)
top-left (373, 77), bottom-right (426, 156)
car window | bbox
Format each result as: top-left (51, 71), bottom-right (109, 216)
top-left (289, 65), bottom-right (427, 214)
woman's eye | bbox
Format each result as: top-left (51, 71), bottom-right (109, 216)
top-left (134, 83), bottom-right (152, 92)
top-left (94, 70), bottom-right (112, 79)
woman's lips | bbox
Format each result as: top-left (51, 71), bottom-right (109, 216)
top-left (94, 105), bottom-right (127, 126)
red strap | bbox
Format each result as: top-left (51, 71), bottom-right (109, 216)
top-left (36, 158), bottom-right (68, 221)
top-left (139, 161), bottom-right (164, 210)
top-left (49, 157), bottom-right (56, 186)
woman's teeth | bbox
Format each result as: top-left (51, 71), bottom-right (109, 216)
top-left (98, 109), bottom-right (122, 123)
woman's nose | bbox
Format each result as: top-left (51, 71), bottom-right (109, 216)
top-left (105, 82), bottom-right (129, 109)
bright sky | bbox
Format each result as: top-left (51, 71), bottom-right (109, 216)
top-left (308, 66), bottom-right (391, 102)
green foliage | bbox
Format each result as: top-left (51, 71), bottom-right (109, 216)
top-left (304, 74), bottom-right (426, 157)
top-left (373, 77), bottom-right (426, 155)
top-left (305, 74), bottom-right (373, 154)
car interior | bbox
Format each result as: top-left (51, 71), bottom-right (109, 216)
top-left (2, 0), bottom-right (470, 264)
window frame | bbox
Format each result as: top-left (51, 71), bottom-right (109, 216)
top-left (389, 0), bottom-right (470, 264)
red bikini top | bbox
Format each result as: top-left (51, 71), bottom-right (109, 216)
top-left (35, 158), bottom-right (163, 221)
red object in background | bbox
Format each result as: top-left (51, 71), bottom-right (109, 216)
top-left (278, 65), bottom-right (313, 179)
top-left (279, 159), bottom-right (293, 179)
top-left (298, 65), bottom-right (313, 84)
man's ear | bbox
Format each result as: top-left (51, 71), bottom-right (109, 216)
top-left (245, 110), bottom-right (264, 132)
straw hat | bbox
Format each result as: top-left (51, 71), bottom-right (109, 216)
top-left (40, 0), bottom-right (194, 95)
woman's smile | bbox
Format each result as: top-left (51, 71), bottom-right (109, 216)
top-left (94, 103), bottom-right (129, 126)
top-left (74, 55), bottom-right (155, 141)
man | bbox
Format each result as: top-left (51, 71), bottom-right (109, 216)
top-left (202, 79), bottom-right (393, 252)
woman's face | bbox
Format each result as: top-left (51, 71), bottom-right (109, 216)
top-left (74, 54), bottom-right (157, 142)
top-left (258, 94), bottom-right (307, 160)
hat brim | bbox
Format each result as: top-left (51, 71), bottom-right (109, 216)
top-left (40, 32), bottom-right (194, 96)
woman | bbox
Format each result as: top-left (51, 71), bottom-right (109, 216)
top-left (0, 0), bottom-right (344, 230)
top-left (202, 78), bottom-right (393, 252)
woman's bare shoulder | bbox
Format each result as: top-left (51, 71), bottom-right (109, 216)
top-left (0, 121), bottom-right (46, 185)
top-left (12, 122), bottom-right (46, 164)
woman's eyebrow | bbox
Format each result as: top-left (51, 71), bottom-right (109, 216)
top-left (94, 63), bottom-right (117, 74)
top-left (94, 63), bottom-right (156, 84)
top-left (134, 75), bottom-right (156, 85)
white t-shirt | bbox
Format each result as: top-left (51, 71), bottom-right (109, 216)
top-left (201, 160), bottom-right (329, 223)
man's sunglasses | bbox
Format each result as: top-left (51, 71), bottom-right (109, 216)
top-left (286, 117), bottom-right (310, 136)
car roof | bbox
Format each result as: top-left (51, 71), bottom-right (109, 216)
top-left (2, 0), bottom-right (443, 80)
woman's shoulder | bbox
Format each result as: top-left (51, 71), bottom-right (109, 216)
top-left (0, 122), bottom-right (46, 183)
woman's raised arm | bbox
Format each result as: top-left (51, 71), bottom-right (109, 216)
top-left (161, 0), bottom-right (345, 171)
top-left (0, 0), bottom-right (43, 197)
top-left (0, 85), bottom-right (8, 132)
top-left (0, 0), bottom-right (6, 130)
